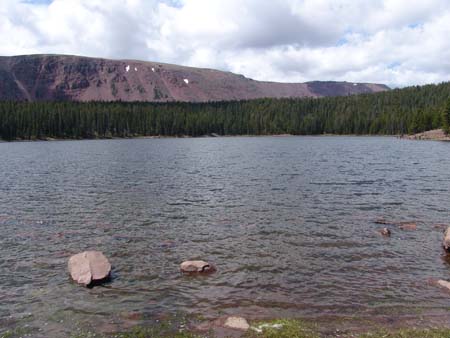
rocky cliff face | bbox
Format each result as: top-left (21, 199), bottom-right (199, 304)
top-left (0, 55), bottom-right (389, 102)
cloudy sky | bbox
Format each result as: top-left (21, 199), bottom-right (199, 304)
top-left (1, 0), bottom-right (449, 87)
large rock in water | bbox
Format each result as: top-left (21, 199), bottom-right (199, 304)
top-left (180, 260), bottom-right (216, 274)
top-left (68, 251), bottom-right (111, 286)
top-left (443, 227), bottom-right (450, 251)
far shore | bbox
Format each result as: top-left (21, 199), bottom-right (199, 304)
top-left (2, 129), bottom-right (450, 143)
top-left (0, 133), bottom-right (405, 143)
top-left (399, 128), bottom-right (450, 141)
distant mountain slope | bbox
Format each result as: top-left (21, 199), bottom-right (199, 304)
top-left (0, 54), bottom-right (389, 102)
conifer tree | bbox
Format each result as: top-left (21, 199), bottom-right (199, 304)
top-left (442, 98), bottom-right (450, 134)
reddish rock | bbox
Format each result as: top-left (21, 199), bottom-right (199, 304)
top-left (437, 280), bottom-right (450, 291)
top-left (68, 251), bottom-right (111, 286)
top-left (180, 260), bottom-right (216, 274)
top-left (398, 222), bottom-right (417, 231)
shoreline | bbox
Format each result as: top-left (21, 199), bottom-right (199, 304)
top-left (399, 129), bottom-right (450, 141)
top-left (0, 133), bottom-right (401, 143)
top-left (3, 129), bottom-right (450, 143)
top-left (6, 313), bottom-right (450, 338)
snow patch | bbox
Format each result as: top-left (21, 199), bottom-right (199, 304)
top-left (353, 83), bottom-right (358, 86)
top-left (184, 79), bottom-right (189, 84)
top-left (151, 67), bottom-right (155, 72)
top-left (125, 65), bottom-right (130, 72)
top-left (134, 67), bottom-right (138, 72)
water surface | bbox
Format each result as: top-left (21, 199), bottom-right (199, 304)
top-left (1, 136), bottom-right (450, 336)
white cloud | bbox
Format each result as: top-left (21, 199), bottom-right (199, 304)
top-left (1, 0), bottom-right (450, 87)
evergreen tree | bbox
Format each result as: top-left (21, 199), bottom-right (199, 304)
top-left (442, 98), bottom-right (450, 134)
top-left (1, 81), bottom-right (450, 141)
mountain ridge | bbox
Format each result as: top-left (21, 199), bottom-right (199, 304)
top-left (0, 54), bottom-right (390, 102)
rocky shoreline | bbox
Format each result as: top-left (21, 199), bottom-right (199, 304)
top-left (400, 129), bottom-right (450, 141)
top-left (6, 316), bottom-right (450, 338)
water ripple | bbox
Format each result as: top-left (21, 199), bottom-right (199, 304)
top-left (1, 137), bottom-right (450, 336)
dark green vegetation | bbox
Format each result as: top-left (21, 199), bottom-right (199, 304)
top-left (442, 98), bottom-right (450, 134)
top-left (1, 82), bottom-right (450, 141)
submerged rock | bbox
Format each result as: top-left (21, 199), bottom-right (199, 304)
top-left (180, 260), bottom-right (216, 274)
top-left (379, 228), bottom-right (391, 237)
top-left (160, 240), bottom-right (176, 249)
top-left (224, 316), bottom-right (250, 331)
top-left (443, 227), bottom-right (450, 252)
top-left (398, 222), bottom-right (417, 231)
top-left (375, 218), bottom-right (391, 225)
top-left (68, 251), bottom-right (111, 286)
top-left (375, 218), bottom-right (418, 230)
top-left (434, 223), bottom-right (449, 230)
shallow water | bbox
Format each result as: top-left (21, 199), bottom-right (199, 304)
top-left (1, 136), bottom-right (450, 336)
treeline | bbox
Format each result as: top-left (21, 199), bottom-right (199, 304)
top-left (1, 82), bottom-right (450, 141)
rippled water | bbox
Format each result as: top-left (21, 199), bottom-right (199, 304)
top-left (1, 136), bottom-right (450, 336)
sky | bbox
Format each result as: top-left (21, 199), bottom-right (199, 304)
top-left (1, 0), bottom-right (449, 88)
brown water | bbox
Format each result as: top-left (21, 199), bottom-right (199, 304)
top-left (1, 136), bottom-right (450, 337)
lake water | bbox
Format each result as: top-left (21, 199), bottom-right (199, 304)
top-left (1, 136), bottom-right (450, 336)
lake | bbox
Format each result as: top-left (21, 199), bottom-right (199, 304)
top-left (1, 136), bottom-right (450, 336)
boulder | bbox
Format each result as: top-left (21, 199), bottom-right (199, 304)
top-left (180, 260), bottom-right (216, 274)
top-left (438, 280), bottom-right (450, 291)
top-left (68, 251), bottom-right (111, 286)
top-left (224, 316), bottom-right (250, 331)
top-left (443, 227), bottom-right (450, 251)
